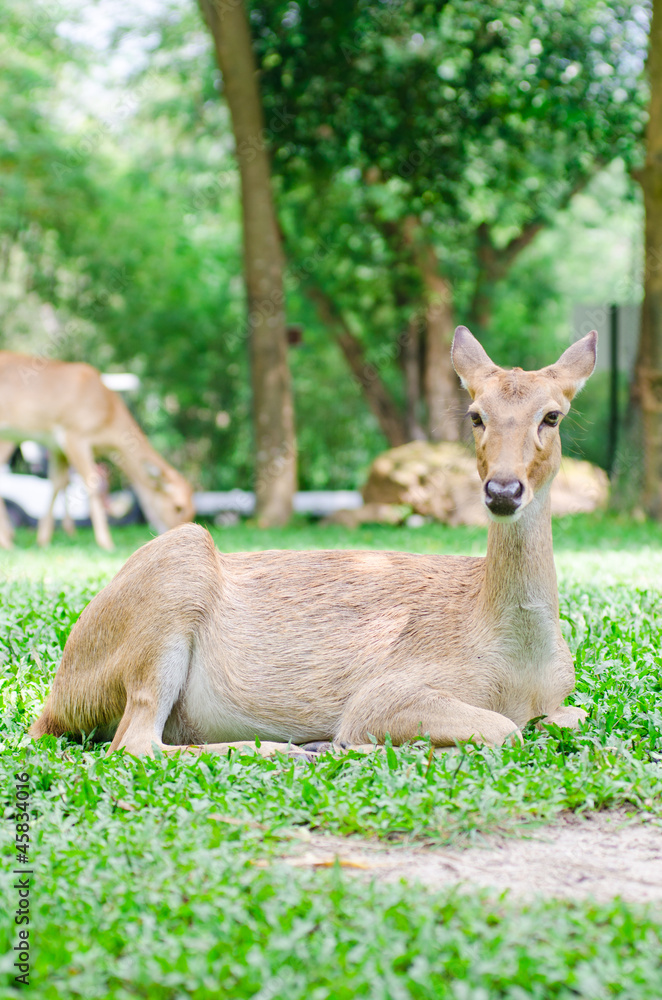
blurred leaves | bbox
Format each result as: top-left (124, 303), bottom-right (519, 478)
top-left (0, 0), bottom-right (651, 490)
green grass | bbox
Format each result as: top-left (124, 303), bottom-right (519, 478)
top-left (1, 515), bottom-right (662, 998)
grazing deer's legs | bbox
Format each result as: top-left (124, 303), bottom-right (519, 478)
top-left (37, 451), bottom-right (73, 546)
top-left (61, 482), bottom-right (76, 537)
top-left (61, 434), bottom-right (114, 551)
top-left (0, 499), bottom-right (13, 549)
top-left (0, 440), bottom-right (16, 548)
top-left (336, 676), bottom-right (522, 747)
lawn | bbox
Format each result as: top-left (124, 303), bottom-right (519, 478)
top-left (1, 515), bottom-right (662, 998)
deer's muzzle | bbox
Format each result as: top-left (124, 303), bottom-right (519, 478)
top-left (484, 479), bottom-right (524, 517)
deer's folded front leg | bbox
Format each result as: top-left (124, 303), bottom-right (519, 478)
top-left (336, 675), bottom-right (522, 748)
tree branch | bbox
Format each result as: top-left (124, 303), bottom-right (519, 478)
top-left (304, 284), bottom-right (408, 447)
top-left (469, 170), bottom-right (602, 329)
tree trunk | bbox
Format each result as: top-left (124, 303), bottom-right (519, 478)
top-left (468, 224), bottom-right (503, 334)
top-left (199, 0), bottom-right (296, 526)
top-left (402, 314), bottom-right (426, 441)
top-left (421, 263), bottom-right (462, 441)
top-left (635, 0), bottom-right (662, 517)
top-left (305, 285), bottom-right (408, 447)
top-left (402, 218), bottom-right (462, 441)
top-left (467, 176), bottom-right (596, 335)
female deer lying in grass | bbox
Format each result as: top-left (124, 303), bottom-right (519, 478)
top-left (30, 328), bottom-right (596, 757)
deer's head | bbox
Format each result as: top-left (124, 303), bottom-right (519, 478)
top-left (452, 327), bottom-right (597, 521)
top-left (136, 462), bottom-right (195, 532)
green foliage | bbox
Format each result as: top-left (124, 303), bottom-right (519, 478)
top-left (0, 0), bottom-right (391, 489)
top-left (1, 519), bottom-right (662, 995)
top-left (254, 0), bottom-right (647, 323)
top-left (3, 793), bottom-right (662, 999)
top-left (253, 0), bottom-right (647, 467)
top-left (256, 0), bottom-right (646, 207)
top-left (0, 0), bottom-right (651, 495)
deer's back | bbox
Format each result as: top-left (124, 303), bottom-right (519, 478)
top-left (65, 526), bottom-right (486, 676)
top-left (217, 546), bottom-right (484, 653)
top-left (193, 543), bottom-right (488, 739)
top-left (0, 352), bottom-right (116, 437)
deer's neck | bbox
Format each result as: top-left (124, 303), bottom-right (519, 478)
top-left (104, 403), bottom-right (161, 483)
top-left (481, 487), bottom-right (558, 624)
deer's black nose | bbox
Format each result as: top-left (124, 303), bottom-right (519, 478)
top-left (484, 479), bottom-right (524, 516)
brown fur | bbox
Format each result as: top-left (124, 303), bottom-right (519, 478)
top-left (0, 353), bottom-right (195, 550)
top-left (30, 328), bottom-right (598, 757)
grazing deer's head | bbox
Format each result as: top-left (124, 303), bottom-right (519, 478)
top-left (452, 327), bottom-right (597, 521)
top-left (136, 461), bottom-right (195, 532)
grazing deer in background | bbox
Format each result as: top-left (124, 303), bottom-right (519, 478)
top-left (30, 328), bottom-right (596, 756)
top-left (0, 353), bottom-right (195, 551)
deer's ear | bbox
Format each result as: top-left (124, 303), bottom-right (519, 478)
top-left (546, 331), bottom-right (597, 400)
top-left (451, 326), bottom-right (497, 398)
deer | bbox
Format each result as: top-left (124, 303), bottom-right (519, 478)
top-left (0, 353), bottom-right (195, 551)
top-left (29, 327), bottom-right (596, 758)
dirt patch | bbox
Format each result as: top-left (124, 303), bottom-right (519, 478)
top-left (276, 812), bottom-right (662, 905)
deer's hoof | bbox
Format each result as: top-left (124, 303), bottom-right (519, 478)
top-left (299, 741), bottom-right (336, 755)
top-left (539, 706), bottom-right (588, 730)
top-left (285, 748), bottom-right (319, 764)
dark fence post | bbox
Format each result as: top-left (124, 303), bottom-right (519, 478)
top-left (607, 303), bottom-right (619, 476)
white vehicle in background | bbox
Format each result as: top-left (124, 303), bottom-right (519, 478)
top-left (0, 443), bottom-right (363, 531)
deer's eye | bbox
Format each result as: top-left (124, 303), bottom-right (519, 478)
top-left (542, 411), bottom-right (561, 427)
top-left (469, 411), bottom-right (484, 428)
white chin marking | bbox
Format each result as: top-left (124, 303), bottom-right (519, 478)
top-left (485, 506), bottom-right (525, 524)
